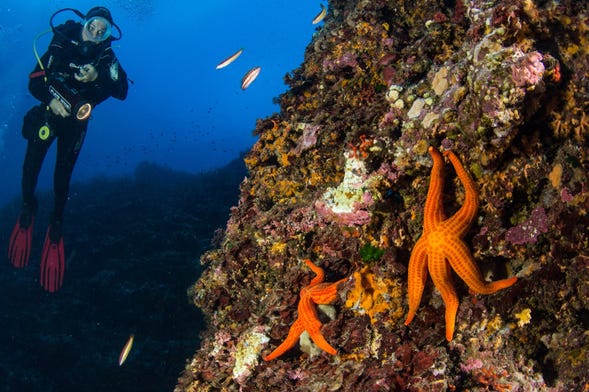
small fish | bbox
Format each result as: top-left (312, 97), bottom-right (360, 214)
top-left (118, 334), bottom-right (134, 366)
top-left (312, 4), bottom-right (327, 24)
top-left (216, 48), bottom-right (244, 69)
top-left (241, 66), bottom-right (261, 90)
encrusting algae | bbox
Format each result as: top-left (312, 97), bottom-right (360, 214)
top-left (176, 0), bottom-right (589, 391)
top-left (344, 265), bottom-right (404, 325)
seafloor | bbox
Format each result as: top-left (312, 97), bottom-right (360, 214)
top-left (0, 159), bottom-right (245, 391)
top-left (176, 0), bottom-right (588, 391)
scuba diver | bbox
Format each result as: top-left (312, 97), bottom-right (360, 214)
top-left (7, 6), bottom-right (128, 292)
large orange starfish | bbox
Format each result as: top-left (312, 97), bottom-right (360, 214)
top-left (264, 259), bottom-right (346, 361)
top-left (404, 146), bottom-right (517, 341)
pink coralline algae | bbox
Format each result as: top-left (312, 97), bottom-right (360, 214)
top-left (511, 51), bottom-right (545, 87)
top-left (315, 196), bottom-right (373, 226)
top-left (460, 358), bottom-right (484, 373)
top-left (294, 123), bottom-right (320, 155)
top-left (322, 51), bottom-right (358, 72)
top-left (376, 162), bottom-right (400, 183)
top-left (505, 206), bottom-right (549, 245)
top-left (379, 108), bottom-right (400, 128)
top-left (560, 188), bottom-right (574, 203)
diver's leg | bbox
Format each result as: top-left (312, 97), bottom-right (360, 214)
top-left (52, 123), bottom-right (87, 227)
top-left (9, 109), bottom-right (52, 267)
top-left (21, 139), bottom-right (51, 213)
top-left (21, 109), bottom-right (54, 215)
top-left (40, 123), bottom-right (86, 292)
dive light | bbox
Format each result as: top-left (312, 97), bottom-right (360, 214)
top-left (48, 77), bottom-right (92, 120)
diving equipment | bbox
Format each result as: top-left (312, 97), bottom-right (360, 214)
top-left (8, 213), bottom-right (35, 268)
top-left (32, 7), bottom-right (123, 74)
top-left (82, 16), bottom-right (112, 43)
top-left (49, 7), bottom-right (122, 42)
top-left (38, 124), bottom-right (51, 140)
top-left (48, 76), bottom-right (92, 120)
top-left (40, 223), bottom-right (65, 293)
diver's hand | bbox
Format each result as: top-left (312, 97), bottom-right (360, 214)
top-left (49, 98), bottom-right (70, 117)
top-left (74, 64), bottom-right (98, 83)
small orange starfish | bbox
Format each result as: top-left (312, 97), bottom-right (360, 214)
top-left (264, 259), bottom-right (346, 361)
top-left (404, 146), bottom-right (517, 341)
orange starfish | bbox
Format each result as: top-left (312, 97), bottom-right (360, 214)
top-left (404, 146), bottom-right (517, 341)
top-left (264, 259), bottom-right (346, 361)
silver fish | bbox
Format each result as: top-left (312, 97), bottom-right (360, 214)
top-left (216, 48), bottom-right (244, 69)
top-left (312, 4), bottom-right (327, 24)
top-left (241, 66), bottom-right (261, 90)
top-left (118, 334), bottom-right (134, 366)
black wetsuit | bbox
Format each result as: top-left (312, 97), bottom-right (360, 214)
top-left (21, 20), bottom-right (128, 228)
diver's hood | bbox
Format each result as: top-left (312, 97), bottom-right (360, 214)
top-left (50, 7), bottom-right (122, 42)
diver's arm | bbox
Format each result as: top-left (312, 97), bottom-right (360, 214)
top-left (109, 59), bottom-right (128, 100)
top-left (88, 51), bottom-right (128, 104)
top-left (98, 49), bottom-right (128, 100)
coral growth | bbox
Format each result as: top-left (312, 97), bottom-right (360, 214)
top-left (344, 265), bottom-right (404, 325)
top-left (176, 0), bottom-right (589, 391)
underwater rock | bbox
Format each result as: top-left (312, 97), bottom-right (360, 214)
top-left (176, 0), bottom-right (589, 390)
top-left (505, 206), bottom-right (549, 245)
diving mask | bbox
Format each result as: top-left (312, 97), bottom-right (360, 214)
top-left (82, 16), bottom-right (112, 42)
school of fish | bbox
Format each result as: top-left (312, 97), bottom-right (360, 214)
top-left (215, 4), bottom-right (327, 89)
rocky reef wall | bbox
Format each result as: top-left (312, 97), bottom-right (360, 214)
top-left (176, 0), bottom-right (588, 390)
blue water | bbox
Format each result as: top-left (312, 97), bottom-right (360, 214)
top-left (0, 0), bottom-right (321, 206)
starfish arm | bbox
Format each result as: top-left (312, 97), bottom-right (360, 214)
top-left (424, 147), bottom-right (446, 233)
top-left (307, 328), bottom-right (338, 355)
top-left (442, 237), bottom-right (487, 291)
top-left (298, 295), bottom-right (322, 330)
top-left (304, 259), bottom-right (325, 286)
top-left (443, 150), bottom-right (480, 237)
top-left (308, 281), bottom-right (343, 304)
top-left (427, 250), bottom-right (459, 341)
top-left (482, 276), bottom-right (518, 293)
top-left (443, 238), bottom-right (518, 294)
top-left (299, 295), bottom-right (338, 355)
top-left (405, 237), bottom-right (428, 326)
top-left (263, 318), bottom-right (305, 361)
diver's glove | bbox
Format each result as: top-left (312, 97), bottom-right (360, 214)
top-left (74, 64), bottom-right (98, 83)
top-left (49, 98), bottom-right (70, 117)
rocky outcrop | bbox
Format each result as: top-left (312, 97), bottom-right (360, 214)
top-left (177, 1), bottom-right (588, 390)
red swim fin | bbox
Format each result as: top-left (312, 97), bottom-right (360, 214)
top-left (8, 215), bottom-right (34, 268)
top-left (40, 225), bottom-right (65, 293)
